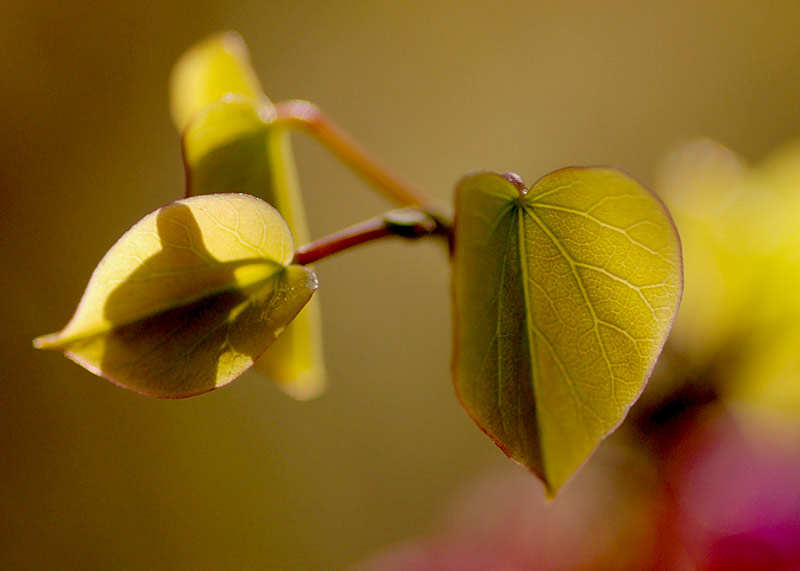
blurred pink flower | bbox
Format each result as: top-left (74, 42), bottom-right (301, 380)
top-left (358, 444), bottom-right (666, 570)
top-left (669, 409), bottom-right (800, 570)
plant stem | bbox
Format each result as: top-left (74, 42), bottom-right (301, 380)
top-left (273, 100), bottom-right (437, 210)
top-left (293, 208), bottom-right (451, 266)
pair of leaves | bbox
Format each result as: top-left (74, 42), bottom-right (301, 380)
top-left (35, 33), bottom-right (324, 398)
top-left (172, 32), bottom-right (326, 399)
top-left (452, 169), bottom-right (682, 495)
top-left (35, 31), bottom-right (684, 496)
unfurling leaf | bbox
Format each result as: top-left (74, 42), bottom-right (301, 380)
top-left (170, 31), bottom-right (325, 400)
top-left (34, 194), bottom-right (317, 398)
top-left (169, 31), bottom-right (266, 131)
top-left (452, 168), bottom-right (682, 496)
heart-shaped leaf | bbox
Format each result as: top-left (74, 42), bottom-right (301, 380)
top-left (452, 168), bottom-right (682, 496)
top-left (169, 32), bottom-right (325, 399)
top-left (34, 194), bottom-right (317, 398)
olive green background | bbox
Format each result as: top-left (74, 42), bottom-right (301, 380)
top-left (2, 1), bottom-right (800, 569)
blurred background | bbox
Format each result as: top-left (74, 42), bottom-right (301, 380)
top-left (3, 1), bottom-right (800, 569)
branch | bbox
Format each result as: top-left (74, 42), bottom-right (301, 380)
top-left (273, 100), bottom-right (438, 210)
top-left (293, 208), bottom-right (451, 266)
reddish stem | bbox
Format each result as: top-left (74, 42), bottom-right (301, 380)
top-left (293, 209), bottom-right (451, 265)
top-left (274, 100), bottom-right (436, 210)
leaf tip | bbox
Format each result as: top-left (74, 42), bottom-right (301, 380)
top-left (277, 369), bottom-right (328, 401)
top-left (32, 333), bottom-right (56, 350)
top-left (33, 329), bottom-right (70, 352)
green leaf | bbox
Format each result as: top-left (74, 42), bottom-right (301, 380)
top-left (170, 33), bottom-right (325, 400)
top-left (34, 194), bottom-right (317, 398)
top-left (452, 168), bottom-right (682, 496)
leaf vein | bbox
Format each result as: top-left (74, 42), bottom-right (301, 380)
top-left (528, 203), bottom-right (673, 263)
top-left (523, 206), bottom-right (622, 413)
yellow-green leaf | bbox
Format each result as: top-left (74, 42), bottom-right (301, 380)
top-left (170, 33), bottom-right (325, 399)
top-left (452, 168), bottom-right (682, 496)
top-left (34, 194), bottom-right (317, 398)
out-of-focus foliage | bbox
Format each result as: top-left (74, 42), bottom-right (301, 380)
top-left (452, 168), bottom-right (682, 496)
top-left (659, 139), bottom-right (800, 415)
top-left (171, 32), bottom-right (326, 399)
top-left (34, 194), bottom-right (317, 397)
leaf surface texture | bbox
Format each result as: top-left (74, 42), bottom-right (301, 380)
top-left (35, 194), bottom-right (316, 398)
top-left (453, 168), bottom-right (682, 495)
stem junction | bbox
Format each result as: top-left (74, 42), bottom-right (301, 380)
top-left (293, 207), bottom-right (452, 266)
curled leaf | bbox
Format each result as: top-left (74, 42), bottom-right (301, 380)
top-left (452, 168), bottom-right (682, 496)
top-left (170, 32), bottom-right (325, 399)
top-left (34, 194), bottom-right (317, 398)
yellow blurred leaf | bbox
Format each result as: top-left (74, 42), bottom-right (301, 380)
top-left (170, 32), bottom-right (325, 399)
top-left (749, 141), bottom-right (800, 324)
top-left (656, 140), bottom-right (756, 361)
top-left (659, 138), bottom-right (800, 417)
top-left (728, 325), bottom-right (800, 416)
top-left (34, 194), bottom-right (317, 398)
top-left (659, 139), bottom-right (800, 360)
top-left (452, 169), bottom-right (682, 495)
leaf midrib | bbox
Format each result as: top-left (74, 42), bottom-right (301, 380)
top-left (37, 260), bottom-right (285, 349)
top-left (514, 201), bottom-right (545, 475)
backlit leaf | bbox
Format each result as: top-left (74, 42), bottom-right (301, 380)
top-left (34, 194), bottom-right (317, 398)
top-left (452, 168), bottom-right (682, 496)
top-left (170, 32), bottom-right (325, 399)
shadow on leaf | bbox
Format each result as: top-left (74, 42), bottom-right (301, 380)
top-left (100, 203), bottom-right (278, 397)
top-left (188, 130), bottom-right (278, 202)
